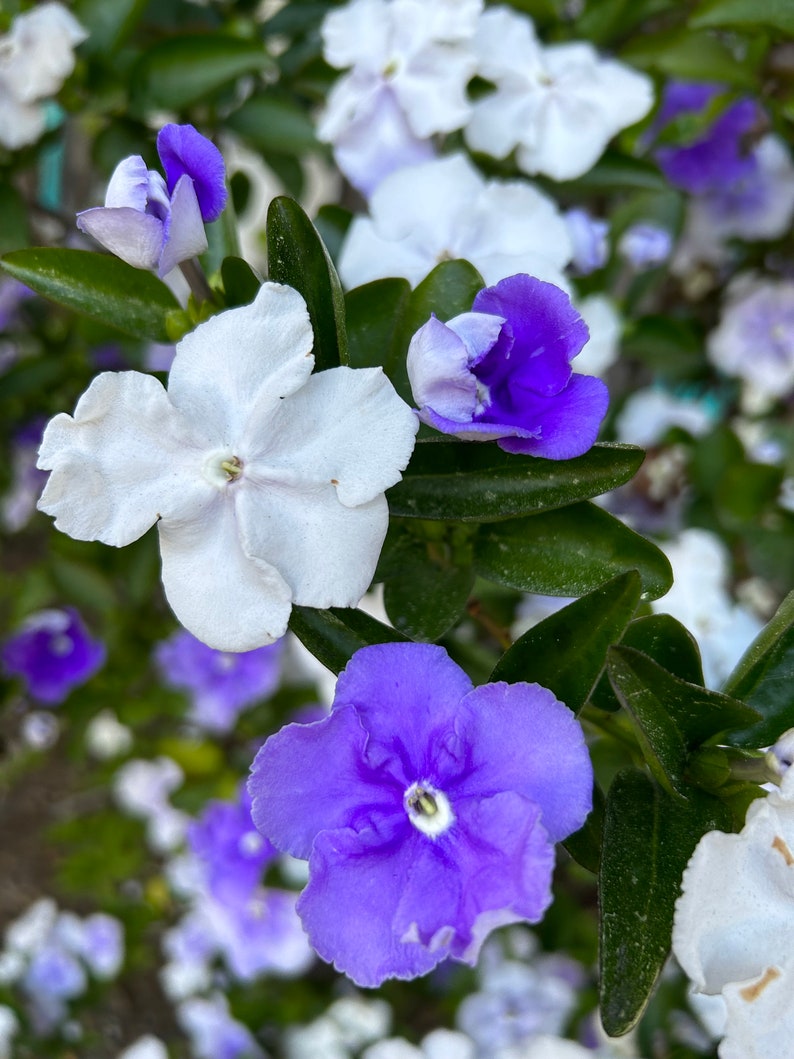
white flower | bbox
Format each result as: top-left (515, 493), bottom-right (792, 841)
top-left (464, 7), bottom-right (653, 181)
top-left (615, 389), bottom-right (715, 448)
top-left (116, 1037), bottom-right (169, 1059)
top-left (0, 2), bottom-right (87, 149)
top-left (37, 284), bottom-right (418, 651)
top-left (338, 153), bottom-right (572, 290)
top-left (574, 295), bottom-right (621, 377)
top-left (672, 770), bottom-right (794, 1059)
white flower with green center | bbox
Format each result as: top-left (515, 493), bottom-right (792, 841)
top-left (37, 283), bottom-right (418, 651)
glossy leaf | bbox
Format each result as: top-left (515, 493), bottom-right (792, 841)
top-left (228, 94), bottom-right (318, 155)
top-left (131, 36), bottom-right (273, 112)
top-left (382, 547), bottom-right (473, 643)
top-left (389, 442), bottom-right (644, 523)
top-left (0, 248), bottom-right (179, 342)
top-left (267, 196), bottom-right (348, 372)
top-left (221, 256), bottom-right (262, 308)
top-left (722, 590), bottom-right (794, 747)
top-left (74, 0), bottom-right (148, 53)
top-left (690, 0), bottom-right (794, 34)
top-left (345, 278), bottom-right (411, 381)
top-left (288, 606), bottom-right (408, 675)
top-left (599, 768), bottom-right (732, 1036)
top-left (400, 259), bottom-right (484, 338)
top-left (563, 782), bottom-right (605, 874)
top-left (491, 571), bottom-right (641, 714)
top-left (473, 503), bottom-right (673, 602)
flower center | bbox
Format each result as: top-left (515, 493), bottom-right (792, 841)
top-left (202, 451), bottom-right (244, 489)
top-left (404, 782), bottom-right (455, 838)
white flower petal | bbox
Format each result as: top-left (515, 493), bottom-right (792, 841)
top-left (322, 0), bottom-right (390, 71)
top-left (158, 499), bottom-right (293, 651)
top-left (104, 155), bottom-right (152, 211)
top-left (76, 207), bottom-right (164, 271)
top-left (167, 282), bottom-right (315, 446)
top-left (37, 372), bottom-right (208, 547)
top-left (339, 216), bottom-right (436, 289)
top-left (0, 88), bottom-right (45, 149)
top-left (4, 2), bottom-right (87, 104)
top-left (158, 173), bottom-right (208, 277)
top-left (370, 153), bottom-right (483, 244)
top-left (720, 965), bottom-right (794, 1059)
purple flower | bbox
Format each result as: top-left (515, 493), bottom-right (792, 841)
top-left (248, 642), bottom-right (593, 987)
top-left (564, 209), bottom-right (609, 275)
top-left (155, 629), bottom-right (284, 733)
top-left (2, 607), bottom-right (106, 705)
top-left (653, 81), bottom-right (762, 194)
top-left (0, 277), bottom-right (33, 331)
top-left (618, 222), bottom-right (672, 268)
top-left (76, 123), bottom-right (226, 278)
top-left (2, 420), bottom-right (47, 533)
top-left (406, 274), bottom-right (609, 459)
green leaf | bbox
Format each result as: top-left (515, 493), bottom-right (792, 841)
top-left (589, 613), bottom-right (705, 712)
top-left (491, 571), bottom-right (641, 714)
top-left (288, 606), bottom-right (408, 675)
top-left (599, 768), bottom-right (732, 1036)
top-left (621, 28), bottom-right (759, 85)
top-left (131, 36), bottom-right (273, 112)
top-left (389, 442), bottom-right (644, 523)
top-left (266, 196), bottom-right (348, 371)
top-left (221, 256), bottom-right (262, 308)
top-left (228, 93), bottom-right (318, 155)
top-left (690, 0), bottom-right (794, 34)
top-left (401, 259), bottom-right (485, 334)
top-left (563, 782), bottom-right (605, 873)
top-left (473, 503), bottom-right (673, 602)
top-left (0, 184), bottom-right (29, 255)
top-left (0, 248), bottom-right (179, 342)
top-left (74, 0), bottom-right (148, 53)
top-left (559, 152), bottom-right (670, 193)
top-left (381, 535), bottom-right (474, 641)
top-left (722, 590), bottom-right (794, 747)
top-left (345, 278), bottom-right (411, 383)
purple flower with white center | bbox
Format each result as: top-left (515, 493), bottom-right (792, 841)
top-left (155, 629), bottom-right (284, 733)
top-left (76, 123), bottom-right (226, 278)
top-left (564, 209), bottom-right (609, 276)
top-left (652, 81), bottom-right (762, 195)
top-left (248, 642), bottom-right (593, 987)
top-left (2, 607), bottom-right (106, 705)
top-left (407, 274), bottom-right (609, 459)
top-left (618, 222), bottom-right (672, 269)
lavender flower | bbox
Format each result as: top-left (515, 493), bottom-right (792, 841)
top-left (617, 222), bottom-right (672, 269)
top-left (76, 123), bottom-right (226, 278)
top-left (2, 608), bottom-right (105, 705)
top-left (177, 993), bottom-right (264, 1059)
top-left (407, 274), bottom-right (609, 459)
top-left (1, 420), bottom-right (47, 533)
top-left (155, 629), bottom-right (284, 733)
top-left (248, 642), bottom-right (593, 987)
top-left (564, 209), bottom-right (609, 276)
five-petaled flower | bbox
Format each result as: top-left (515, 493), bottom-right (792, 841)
top-left (36, 283), bottom-right (418, 652)
top-left (407, 274), bottom-right (609, 459)
top-left (76, 123), bottom-right (227, 278)
top-left (248, 642), bottom-right (593, 987)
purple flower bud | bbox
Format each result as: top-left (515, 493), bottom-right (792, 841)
top-left (156, 123), bottom-right (227, 222)
top-left (407, 274), bottom-right (609, 460)
top-left (2, 607), bottom-right (106, 705)
top-left (248, 642), bottom-right (593, 987)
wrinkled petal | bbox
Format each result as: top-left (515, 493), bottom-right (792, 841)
top-left (394, 792), bottom-right (554, 962)
top-left (248, 704), bottom-right (396, 860)
top-left (322, 0), bottom-right (391, 70)
top-left (453, 682), bottom-right (593, 843)
top-left (299, 823), bottom-right (443, 987)
top-left (496, 374), bottom-right (609, 459)
top-left (720, 967), bottom-right (794, 1059)
top-left (167, 282), bottom-right (315, 445)
top-left (158, 173), bottom-right (208, 277)
top-left (76, 207), bottom-right (164, 271)
top-left (103, 155), bottom-right (152, 211)
top-left (37, 372), bottom-right (207, 547)
top-left (407, 315), bottom-right (480, 422)
top-left (332, 643), bottom-right (475, 777)
top-left (158, 499), bottom-right (293, 652)
top-left (393, 44), bottom-right (475, 138)
top-left (157, 123), bottom-right (227, 223)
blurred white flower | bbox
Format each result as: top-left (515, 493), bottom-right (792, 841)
top-left (116, 1037), bottom-right (170, 1059)
top-left (464, 6), bottom-right (653, 180)
top-left (615, 389), bottom-right (715, 448)
top-left (575, 295), bottom-right (621, 377)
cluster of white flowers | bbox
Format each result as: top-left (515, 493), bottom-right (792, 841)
top-left (0, 2), bottom-right (86, 149)
top-left (318, 0), bottom-right (653, 195)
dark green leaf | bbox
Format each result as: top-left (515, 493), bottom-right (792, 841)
top-left (0, 184), bottom-right (29, 254)
top-left (131, 36), bottom-right (273, 112)
top-left (267, 196), bottom-right (348, 371)
top-left (228, 93), bottom-right (318, 155)
top-left (690, 0), bottom-right (794, 34)
top-left (599, 768), bottom-right (732, 1036)
top-left (288, 606), bottom-right (408, 674)
top-left (74, 0), bottom-right (148, 53)
top-left (382, 544), bottom-right (473, 642)
top-left (0, 249), bottom-right (179, 342)
top-left (722, 590), bottom-right (794, 747)
top-left (401, 259), bottom-right (485, 334)
top-left (313, 205), bottom-right (352, 265)
top-left (221, 256), bottom-right (262, 308)
top-left (491, 571), bottom-right (641, 714)
top-left (621, 28), bottom-right (759, 85)
top-left (473, 503), bottom-right (673, 602)
top-left (559, 153), bottom-right (669, 193)
top-left (389, 442), bottom-right (644, 523)
top-left (345, 278), bottom-right (411, 384)
top-left (563, 782), bottom-right (605, 873)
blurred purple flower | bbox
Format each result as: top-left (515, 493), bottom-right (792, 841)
top-left (2, 420), bottom-right (48, 533)
top-left (249, 642), bottom-right (593, 987)
top-left (2, 607), bottom-right (105, 705)
top-left (618, 222), bottom-right (672, 268)
top-left (564, 208), bottom-right (609, 275)
top-left (77, 123), bottom-right (226, 277)
top-left (0, 278), bottom-right (34, 330)
top-left (177, 994), bottom-right (264, 1059)
top-left (155, 629), bottom-right (284, 733)
top-left (407, 274), bottom-right (609, 459)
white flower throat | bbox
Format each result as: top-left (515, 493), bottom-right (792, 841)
top-left (404, 781), bottom-right (454, 838)
top-left (202, 450), bottom-right (244, 489)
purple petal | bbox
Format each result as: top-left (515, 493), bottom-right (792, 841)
top-left (298, 822), bottom-right (444, 986)
top-left (473, 275), bottom-right (589, 398)
top-left (2, 608), bottom-right (105, 705)
top-left (157, 123), bottom-right (227, 222)
top-left (332, 643), bottom-right (475, 782)
top-left (76, 207), bottom-right (164, 271)
top-left (407, 314), bottom-right (479, 422)
top-left (453, 681), bottom-right (593, 843)
top-left (158, 174), bottom-right (208, 277)
top-left (495, 373), bottom-right (609, 459)
top-left (656, 97), bottom-right (762, 194)
top-left (393, 791), bottom-right (555, 963)
top-left (248, 705), bottom-right (399, 860)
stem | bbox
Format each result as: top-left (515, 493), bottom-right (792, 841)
top-left (179, 258), bottom-right (215, 305)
